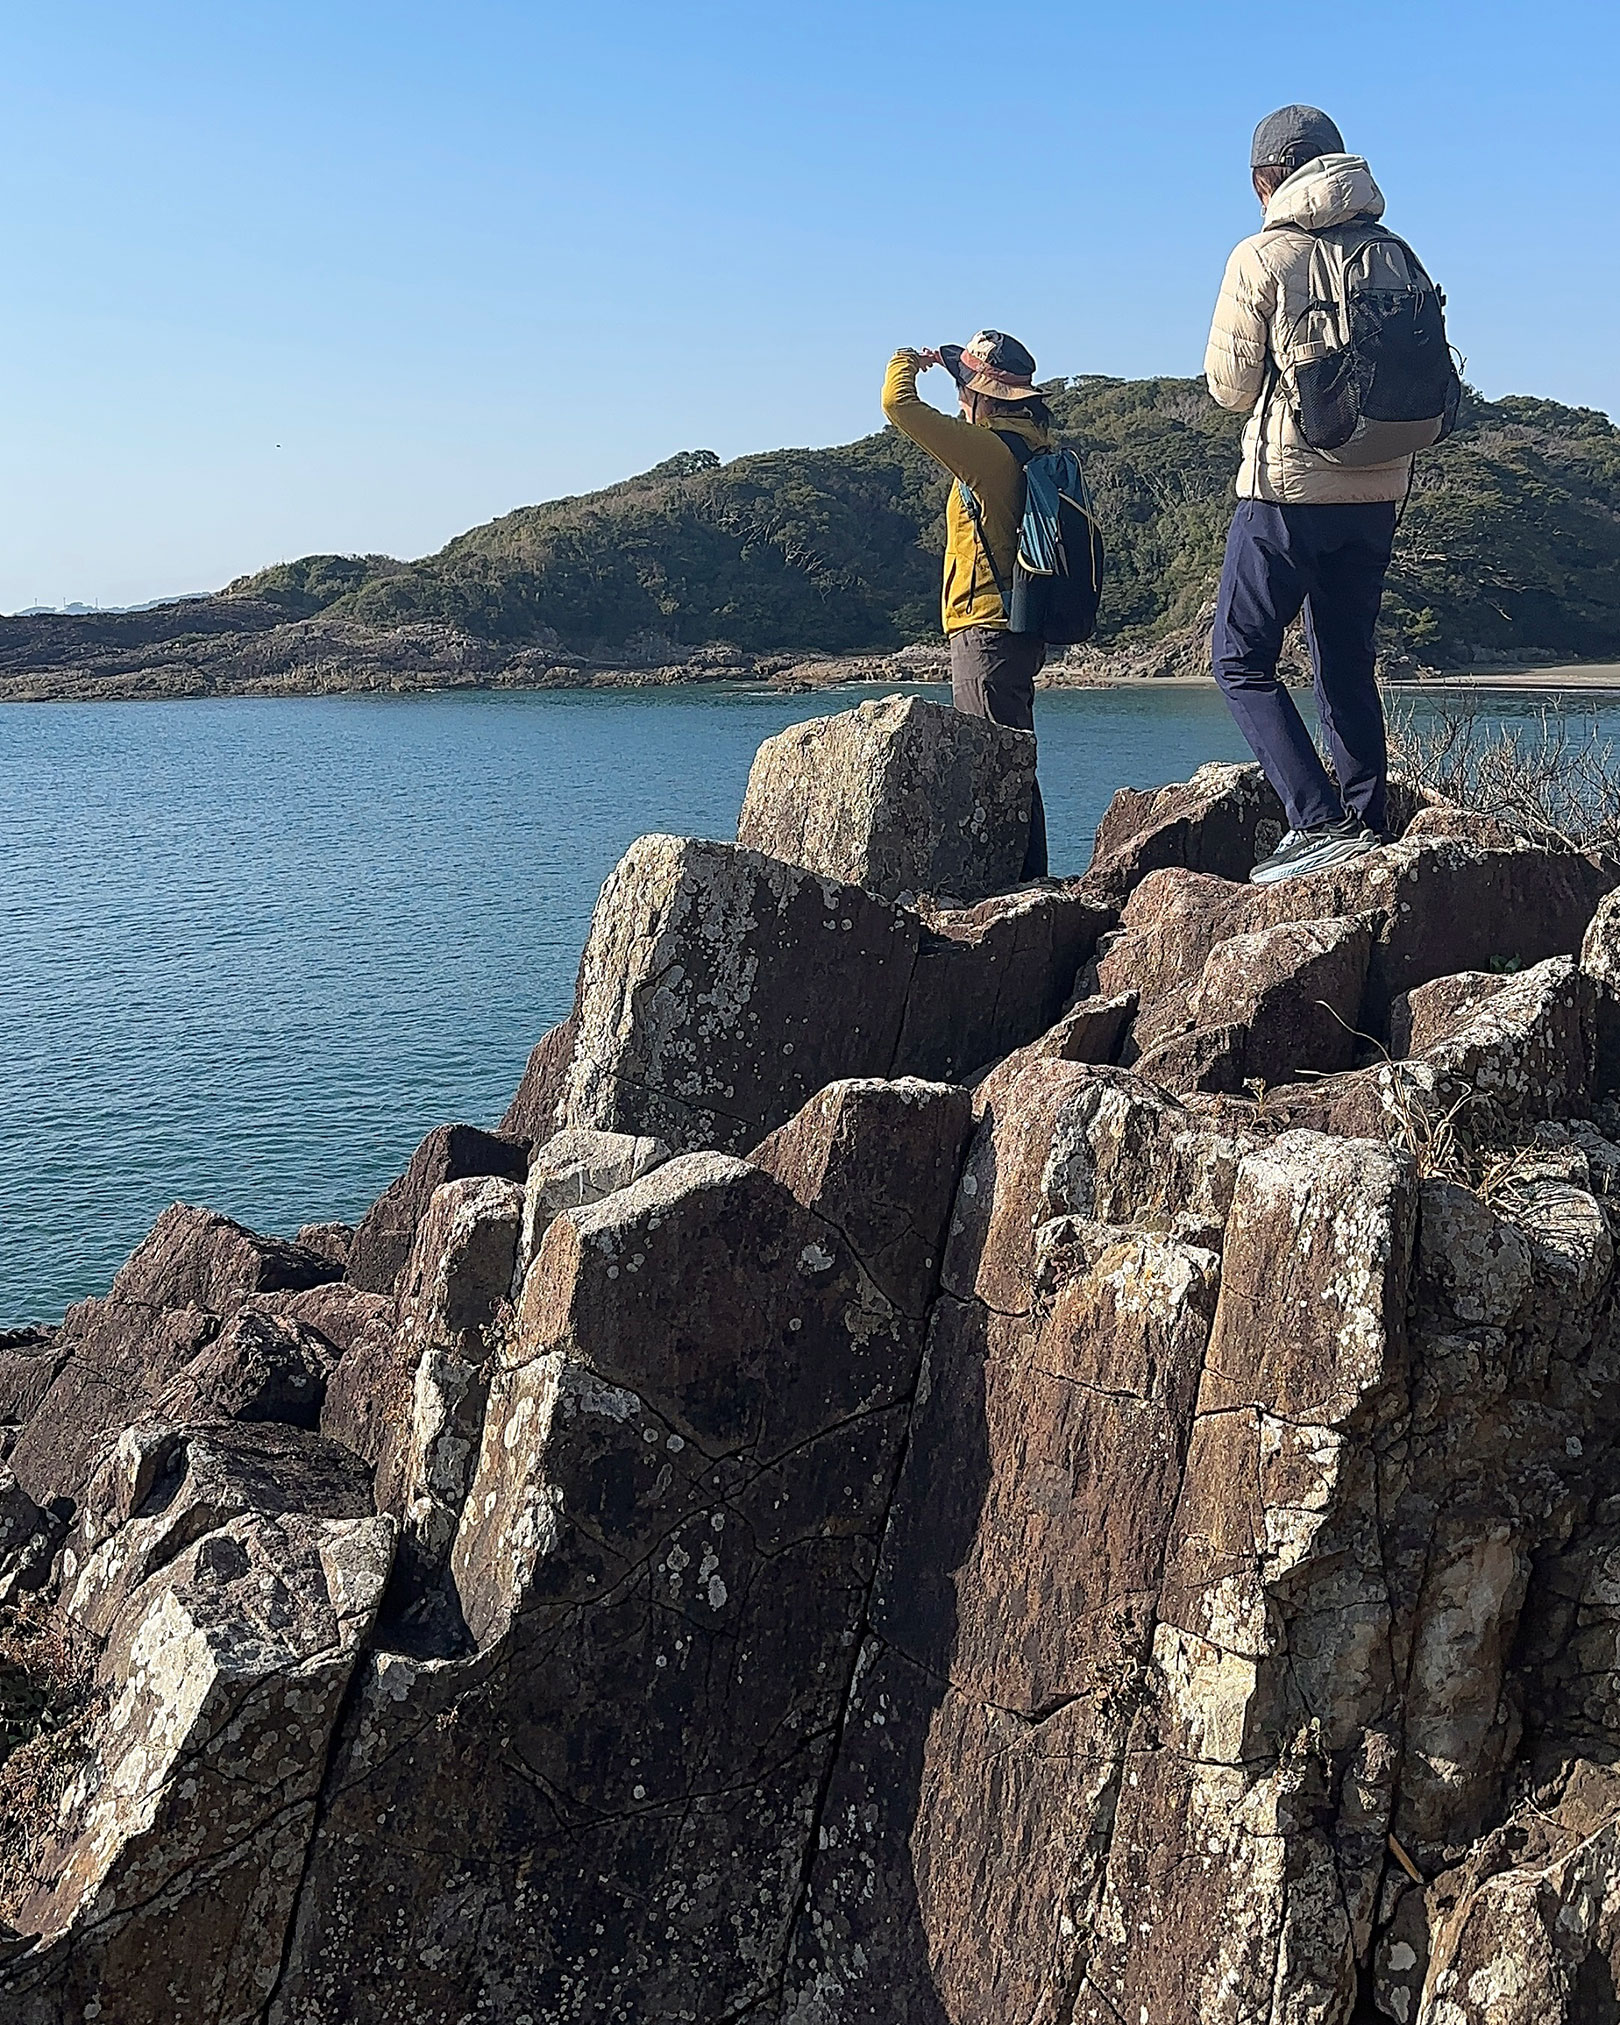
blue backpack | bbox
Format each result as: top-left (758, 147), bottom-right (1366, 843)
top-left (960, 432), bottom-right (1106, 646)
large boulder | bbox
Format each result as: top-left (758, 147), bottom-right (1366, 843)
top-left (558, 835), bottom-right (1109, 1157)
top-left (779, 1053), bottom-right (1242, 2017)
top-left (748, 1076), bottom-right (973, 1314)
top-left (737, 693), bottom-right (1035, 902)
top-left (1083, 760), bottom-right (1286, 907)
top-left (561, 834), bottom-right (921, 1152)
top-left (147, 1304), bottom-right (336, 1430)
top-left (1101, 835), bottom-right (1614, 1041)
top-left (1082, 762), bottom-right (1437, 911)
top-left (5, 1298), bottom-right (219, 1507)
top-left (109, 1205), bottom-right (339, 1313)
top-left (1264, 955), bottom-right (1595, 1143)
top-left (345, 1123), bottom-right (528, 1295)
top-left (1133, 913), bottom-right (1372, 1093)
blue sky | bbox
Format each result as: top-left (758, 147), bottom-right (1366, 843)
top-left (0, 0), bottom-right (1613, 610)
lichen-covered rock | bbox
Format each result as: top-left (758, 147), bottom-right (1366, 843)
top-left (748, 1075), bottom-right (972, 1314)
top-left (1083, 760), bottom-right (1286, 908)
top-left (1264, 955), bottom-right (1597, 1144)
top-left (514, 1124), bottom-right (670, 1287)
top-left (0, 1430), bottom-right (389, 2025)
top-left (1191, 912), bottom-right (1371, 1079)
top-left (380, 1173), bottom-right (524, 1641)
top-left (5, 1298), bottom-right (219, 1507)
top-left (59, 1420), bottom-right (378, 1640)
top-left (1101, 836), bottom-right (1613, 1038)
top-left (1415, 1179), bottom-right (1534, 1329)
top-left (264, 1088), bottom-right (965, 2023)
top-left (1081, 1131), bottom-right (1417, 2025)
top-left (15, 755), bottom-right (1620, 2025)
top-left (1581, 885), bottom-right (1620, 1096)
top-left (782, 1050), bottom-right (1226, 2019)
top-left (149, 1304), bottom-right (337, 1428)
top-left (1413, 1762), bottom-right (1620, 2023)
top-left (0, 1471), bottom-right (61, 1604)
top-left (738, 692), bottom-right (1036, 902)
top-left (562, 834), bottom-right (921, 1154)
top-left (344, 1123), bottom-right (528, 1296)
top-left (1390, 968), bottom-right (1515, 1058)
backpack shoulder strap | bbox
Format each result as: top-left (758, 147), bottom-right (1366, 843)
top-left (956, 429), bottom-right (1036, 616)
top-left (990, 428), bottom-right (1038, 469)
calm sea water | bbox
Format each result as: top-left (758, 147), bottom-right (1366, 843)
top-left (3, 680), bottom-right (1617, 1322)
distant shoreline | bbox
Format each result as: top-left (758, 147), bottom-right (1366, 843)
top-left (4, 653), bottom-right (1620, 706)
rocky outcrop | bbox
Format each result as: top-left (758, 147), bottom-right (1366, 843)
top-left (738, 693), bottom-right (1036, 902)
top-left (265, 1086), bottom-right (972, 2023)
top-left (344, 1122), bottom-right (528, 1295)
top-left (13, 711), bottom-right (1620, 2022)
top-left (109, 1203), bottom-right (340, 1312)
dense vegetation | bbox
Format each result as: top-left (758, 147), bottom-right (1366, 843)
top-left (230, 380), bottom-right (1620, 667)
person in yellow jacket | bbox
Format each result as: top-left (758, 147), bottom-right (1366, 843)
top-left (882, 331), bottom-right (1051, 878)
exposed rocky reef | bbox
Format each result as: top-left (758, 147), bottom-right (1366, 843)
top-left (9, 695), bottom-right (1620, 2020)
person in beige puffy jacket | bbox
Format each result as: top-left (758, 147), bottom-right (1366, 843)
top-left (1204, 104), bottom-right (1410, 885)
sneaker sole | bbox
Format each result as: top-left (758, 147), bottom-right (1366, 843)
top-left (1248, 835), bottom-right (1380, 886)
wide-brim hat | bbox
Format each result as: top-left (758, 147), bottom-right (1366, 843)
top-left (941, 330), bottom-right (1042, 402)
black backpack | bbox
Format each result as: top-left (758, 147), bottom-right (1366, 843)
top-left (1271, 219), bottom-right (1463, 465)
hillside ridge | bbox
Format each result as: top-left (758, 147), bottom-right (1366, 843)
top-left (3, 376), bottom-right (1618, 699)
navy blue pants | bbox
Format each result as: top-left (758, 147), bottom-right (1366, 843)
top-left (1211, 500), bottom-right (1397, 835)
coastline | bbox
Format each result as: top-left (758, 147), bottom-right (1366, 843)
top-left (5, 643), bottom-right (1620, 705)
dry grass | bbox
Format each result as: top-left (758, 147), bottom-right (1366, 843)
top-left (1388, 699), bottom-right (1620, 862)
top-left (1374, 1065), bottom-right (1484, 1185)
top-left (0, 1597), bottom-right (102, 1924)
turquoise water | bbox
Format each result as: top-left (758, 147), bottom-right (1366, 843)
top-left (2, 681), bottom-right (1616, 1321)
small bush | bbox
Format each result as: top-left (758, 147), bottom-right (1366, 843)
top-left (1389, 699), bottom-right (1620, 861)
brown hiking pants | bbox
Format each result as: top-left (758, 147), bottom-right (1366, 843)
top-left (948, 625), bottom-right (1048, 879)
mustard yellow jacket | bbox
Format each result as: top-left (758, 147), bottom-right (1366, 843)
top-left (881, 352), bottom-right (1051, 634)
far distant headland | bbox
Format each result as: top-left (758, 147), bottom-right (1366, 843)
top-left (3, 376), bottom-right (1617, 704)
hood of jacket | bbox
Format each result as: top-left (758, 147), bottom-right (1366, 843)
top-left (976, 408), bottom-right (1051, 453)
top-left (1264, 152), bottom-right (1385, 233)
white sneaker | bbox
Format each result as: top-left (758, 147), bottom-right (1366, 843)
top-left (1249, 818), bottom-right (1381, 886)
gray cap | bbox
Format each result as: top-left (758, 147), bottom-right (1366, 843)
top-left (1251, 104), bottom-right (1344, 172)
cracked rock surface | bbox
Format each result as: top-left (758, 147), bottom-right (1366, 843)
top-left (10, 735), bottom-right (1620, 2021)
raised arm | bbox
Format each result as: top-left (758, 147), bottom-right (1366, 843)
top-left (1204, 241), bottom-right (1277, 415)
top-left (881, 351), bottom-right (1021, 493)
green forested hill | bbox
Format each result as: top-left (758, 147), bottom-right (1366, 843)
top-left (218, 377), bottom-right (1619, 668)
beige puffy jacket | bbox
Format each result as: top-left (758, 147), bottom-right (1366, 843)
top-left (1205, 154), bottom-right (1413, 504)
